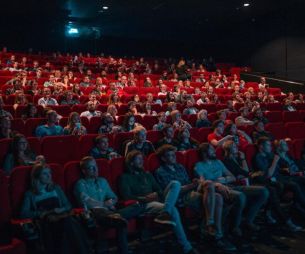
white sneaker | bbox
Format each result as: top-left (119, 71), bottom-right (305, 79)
top-left (286, 219), bottom-right (303, 232)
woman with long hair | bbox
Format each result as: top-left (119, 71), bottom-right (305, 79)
top-left (63, 112), bottom-right (87, 136)
top-left (20, 164), bottom-right (90, 254)
top-left (3, 134), bottom-right (39, 175)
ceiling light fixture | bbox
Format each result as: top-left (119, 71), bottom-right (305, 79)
top-left (243, 3), bottom-right (250, 7)
top-left (102, 6), bottom-right (109, 10)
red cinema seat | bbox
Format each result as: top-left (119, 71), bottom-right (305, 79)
top-left (146, 130), bottom-right (163, 144)
top-left (265, 103), bottom-right (282, 111)
top-left (79, 134), bottom-right (106, 159)
top-left (113, 131), bottom-right (134, 154)
top-left (198, 128), bottom-right (213, 143)
top-left (118, 104), bottom-right (129, 115)
top-left (27, 137), bottom-right (41, 155)
top-left (0, 171), bottom-right (26, 254)
top-left (185, 149), bottom-right (199, 178)
top-left (0, 139), bottom-right (12, 170)
top-left (244, 144), bottom-right (257, 169)
top-left (189, 128), bottom-right (201, 142)
top-left (10, 119), bottom-right (25, 135)
top-left (41, 135), bottom-right (79, 164)
top-left (48, 105), bottom-right (71, 117)
top-left (142, 115), bottom-right (158, 130)
top-left (295, 103), bottom-right (305, 111)
top-left (24, 118), bottom-right (46, 137)
top-left (109, 157), bottom-right (125, 193)
top-left (71, 104), bottom-right (87, 115)
top-left (282, 111), bottom-right (303, 123)
top-left (285, 122), bottom-right (305, 139)
top-left (293, 139), bottom-right (305, 160)
top-left (265, 123), bottom-right (286, 140)
top-left (198, 103), bottom-right (216, 113)
top-left (88, 116), bottom-right (102, 134)
top-left (265, 111), bottom-right (282, 123)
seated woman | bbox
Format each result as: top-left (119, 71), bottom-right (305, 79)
top-left (175, 127), bottom-right (199, 151)
top-left (141, 102), bottom-right (157, 116)
top-left (252, 121), bottom-right (274, 143)
top-left (20, 163), bottom-right (89, 254)
top-left (108, 93), bottom-right (122, 106)
top-left (165, 102), bottom-right (177, 116)
top-left (153, 112), bottom-right (167, 131)
top-left (196, 109), bottom-right (211, 128)
top-left (89, 134), bottom-right (120, 160)
top-left (13, 93), bottom-right (28, 110)
top-left (171, 110), bottom-right (191, 130)
top-left (223, 123), bottom-right (252, 150)
top-left (0, 116), bottom-right (13, 139)
top-left (121, 113), bottom-right (141, 132)
top-left (63, 112), bottom-right (87, 136)
top-left (21, 103), bottom-right (40, 120)
top-left (98, 113), bottom-right (121, 134)
top-left (3, 134), bottom-right (44, 175)
top-left (124, 126), bottom-right (155, 156)
top-left (155, 124), bottom-right (177, 148)
top-left (107, 104), bottom-right (118, 120)
top-left (127, 101), bottom-right (138, 115)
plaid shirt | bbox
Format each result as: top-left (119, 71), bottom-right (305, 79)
top-left (154, 163), bottom-right (191, 190)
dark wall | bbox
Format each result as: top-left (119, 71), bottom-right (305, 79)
top-left (249, 36), bottom-right (305, 81)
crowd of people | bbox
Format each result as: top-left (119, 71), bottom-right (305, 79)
top-left (1, 50), bottom-right (305, 254)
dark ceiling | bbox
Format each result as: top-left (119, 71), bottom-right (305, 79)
top-left (65, 0), bottom-right (305, 39)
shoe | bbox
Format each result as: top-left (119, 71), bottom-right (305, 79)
top-left (108, 213), bottom-right (128, 227)
top-left (214, 238), bottom-right (237, 251)
top-left (286, 219), bottom-right (303, 232)
top-left (154, 212), bottom-right (176, 226)
top-left (266, 210), bottom-right (277, 224)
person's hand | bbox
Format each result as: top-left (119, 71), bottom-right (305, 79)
top-left (238, 151), bottom-right (245, 160)
top-left (274, 154), bottom-right (280, 162)
top-left (145, 192), bottom-right (159, 202)
top-left (104, 199), bottom-right (115, 208)
top-left (215, 183), bottom-right (230, 199)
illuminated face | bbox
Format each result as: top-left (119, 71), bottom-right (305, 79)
top-left (39, 167), bottom-right (52, 185)
top-left (215, 122), bottom-right (224, 135)
top-left (97, 137), bottom-right (109, 151)
top-left (135, 130), bottom-right (146, 143)
top-left (48, 112), bottom-right (58, 123)
top-left (262, 141), bottom-right (272, 154)
top-left (128, 117), bottom-right (135, 126)
top-left (71, 114), bottom-right (80, 124)
top-left (132, 154), bottom-right (144, 168)
top-left (83, 159), bottom-right (98, 178)
top-left (230, 124), bottom-right (237, 135)
top-left (17, 137), bottom-right (28, 152)
top-left (207, 145), bottom-right (216, 159)
top-left (163, 150), bottom-right (176, 165)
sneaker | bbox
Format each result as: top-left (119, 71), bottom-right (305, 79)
top-left (108, 213), bottom-right (128, 227)
top-left (214, 238), bottom-right (237, 251)
top-left (266, 210), bottom-right (277, 224)
top-left (154, 212), bottom-right (176, 226)
top-left (286, 219), bottom-right (303, 232)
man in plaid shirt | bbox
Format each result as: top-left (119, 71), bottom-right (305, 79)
top-left (154, 145), bottom-right (236, 252)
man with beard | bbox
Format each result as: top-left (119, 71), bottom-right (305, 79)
top-left (80, 101), bottom-right (102, 120)
top-left (119, 150), bottom-right (199, 254)
top-left (154, 145), bottom-right (236, 252)
top-left (194, 143), bottom-right (246, 238)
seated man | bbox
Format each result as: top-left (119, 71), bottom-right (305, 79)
top-left (183, 98), bottom-right (198, 115)
top-left (119, 151), bottom-right (198, 254)
top-left (80, 101), bottom-right (102, 120)
top-left (207, 120), bottom-right (233, 148)
top-left (194, 143), bottom-right (247, 236)
top-left (74, 156), bottom-right (143, 254)
top-left (124, 126), bottom-right (155, 156)
top-left (235, 107), bottom-right (254, 127)
top-left (155, 125), bottom-right (177, 149)
top-left (89, 134), bottom-right (120, 160)
top-left (154, 145), bottom-right (236, 251)
top-left (35, 110), bottom-right (63, 138)
top-left (38, 87), bottom-right (58, 107)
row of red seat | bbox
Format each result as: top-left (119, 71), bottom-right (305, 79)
top-left (1, 123), bottom-right (305, 168)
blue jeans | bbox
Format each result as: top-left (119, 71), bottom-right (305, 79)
top-left (144, 180), bottom-right (192, 253)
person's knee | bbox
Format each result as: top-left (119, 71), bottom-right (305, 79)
top-left (204, 180), bottom-right (215, 192)
top-left (237, 192), bottom-right (246, 207)
top-left (169, 180), bottom-right (181, 190)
